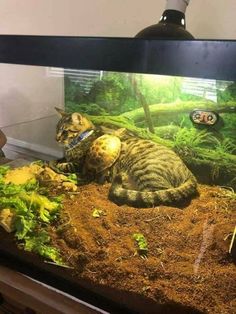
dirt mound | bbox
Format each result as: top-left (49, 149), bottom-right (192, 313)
top-left (49, 183), bottom-right (236, 314)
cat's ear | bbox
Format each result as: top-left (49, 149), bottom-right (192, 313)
top-left (55, 107), bottom-right (67, 117)
top-left (71, 112), bottom-right (83, 124)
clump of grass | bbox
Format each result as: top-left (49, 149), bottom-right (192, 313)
top-left (214, 187), bottom-right (236, 213)
top-left (218, 186), bottom-right (236, 200)
top-left (173, 127), bottom-right (218, 157)
top-left (214, 138), bottom-right (236, 155)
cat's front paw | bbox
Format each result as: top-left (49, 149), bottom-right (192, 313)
top-left (48, 160), bottom-right (77, 174)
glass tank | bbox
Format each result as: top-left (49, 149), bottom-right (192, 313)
top-left (0, 37), bottom-right (235, 314)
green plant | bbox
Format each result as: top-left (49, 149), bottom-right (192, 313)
top-left (92, 208), bottom-right (106, 218)
top-left (0, 166), bottom-right (63, 265)
top-left (23, 231), bottom-right (63, 264)
top-left (214, 138), bottom-right (236, 155)
top-left (173, 127), bottom-right (218, 157)
top-left (133, 233), bottom-right (148, 257)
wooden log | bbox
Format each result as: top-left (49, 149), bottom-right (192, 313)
top-left (120, 101), bottom-right (236, 123)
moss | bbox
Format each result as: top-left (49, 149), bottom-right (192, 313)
top-left (88, 114), bottom-right (172, 146)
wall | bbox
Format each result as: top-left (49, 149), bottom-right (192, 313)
top-left (0, 0), bottom-right (235, 39)
top-left (0, 0), bottom-right (235, 159)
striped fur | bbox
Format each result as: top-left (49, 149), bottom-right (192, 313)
top-left (56, 110), bottom-right (197, 207)
top-left (109, 138), bottom-right (197, 207)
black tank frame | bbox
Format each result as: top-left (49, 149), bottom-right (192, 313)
top-left (0, 35), bottom-right (236, 314)
top-left (0, 36), bottom-right (236, 80)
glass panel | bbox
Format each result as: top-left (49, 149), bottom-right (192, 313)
top-left (0, 64), bottom-right (64, 161)
top-left (0, 63), bottom-right (235, 314)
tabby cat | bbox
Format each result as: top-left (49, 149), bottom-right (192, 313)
top-left (55, 108), bottom-right (197, 207)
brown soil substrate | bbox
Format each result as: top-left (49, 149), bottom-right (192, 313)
top-left (49, 184), bottom-right (236, 314)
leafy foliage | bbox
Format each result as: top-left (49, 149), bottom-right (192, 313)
top-left (0, 165), bottom-right (10, 176)
top-left (0, 166), bottom-right (63, 265)
top-left (133, 233), bottom-right (148, 256)
top-left (24, 231), bottom-right (63, 264)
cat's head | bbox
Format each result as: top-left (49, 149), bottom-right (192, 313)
top-left (55, 107), bottom-right (95, 146)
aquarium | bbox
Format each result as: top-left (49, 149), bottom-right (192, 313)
top-left (0, 36), bottom-right (235, 314)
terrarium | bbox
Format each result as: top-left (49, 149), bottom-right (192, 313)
top-left (0, 36), bottom-right (235, 314)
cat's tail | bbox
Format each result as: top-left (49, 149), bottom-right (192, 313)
top-left (109, 173), bottom-right (198, 208)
